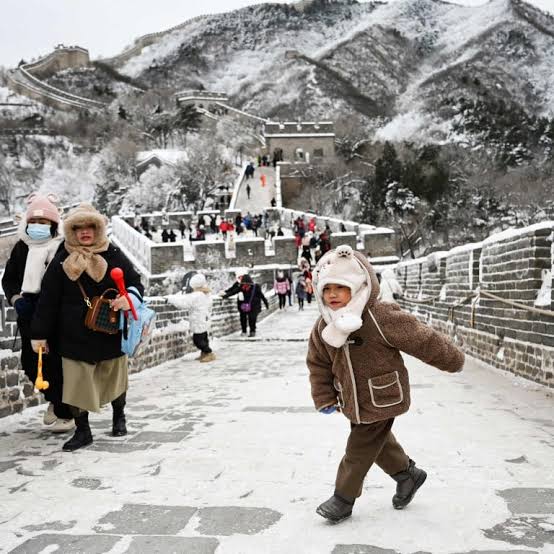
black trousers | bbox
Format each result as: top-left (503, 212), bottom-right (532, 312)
top-left (192, 332), bottom-right (212, 354)
top-left (239, 311), bottom-right (258, 333)
top-left (278, 294), bottom-right (287, 309)
top-left (20, 331), bottom-right (73, 420)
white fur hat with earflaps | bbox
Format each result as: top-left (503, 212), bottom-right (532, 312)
top-left (314, 245), bottom-right (371, 348)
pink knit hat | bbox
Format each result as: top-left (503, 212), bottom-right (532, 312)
top-left (25, 193), bottom-right (61, 224)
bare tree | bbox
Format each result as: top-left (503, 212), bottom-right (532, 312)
top-left (0, 153), bottom-right (14, 215)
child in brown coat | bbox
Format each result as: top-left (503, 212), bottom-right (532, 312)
top-left (306, 245), bottom-right (464, 523)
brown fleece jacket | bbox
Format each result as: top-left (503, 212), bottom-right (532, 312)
top-left (306, 251), bottom-right (465, 424)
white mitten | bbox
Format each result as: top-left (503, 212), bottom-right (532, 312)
top-left (334, 312), bottom-right (363, 333)
top-left (321, 323), bottom-right (351, 348)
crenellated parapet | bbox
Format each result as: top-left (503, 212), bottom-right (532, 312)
top-left (394, 221), bottom-right (554, 387)
top-left (110, 208), bottom-right (397, 284)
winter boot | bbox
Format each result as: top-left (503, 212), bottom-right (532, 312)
top-left (249, 331), bottom-right (256, 337)
top-left (200, 352), bottom-right (216, 363)
top-left (62, 412), bottom-right (93, 452)
top-left (316, 494), bottom-right (354, 523)
top-left (391, 459), bottom-right (427, 509)
top-left (111, 393), bottom-right (127, 437)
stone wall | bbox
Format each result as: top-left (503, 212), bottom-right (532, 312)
top-left (24, 47), bottom-right (90, 79)
top-left (0, 292), bottom-right (279, 418)
top-left (266, 136), bottom-right (335, 163)
top-left (112, 212), bottom-right (396, 282)
top-left (396, 222), bottom-right (554, 387)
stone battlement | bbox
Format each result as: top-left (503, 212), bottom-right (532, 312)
top-left (111, 209), bottom-right (396, 280)
top-left (0, 291), bottom-right (280, 418)
top-left (264, 121), bottom-right (334, 136)
top-left (395, 221), bottom-right (554, 387)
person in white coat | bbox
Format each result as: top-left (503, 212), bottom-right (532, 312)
top-left (169, 273), bottom-right (215, 362)
top-left (378, 268), bottom-right (404, 303)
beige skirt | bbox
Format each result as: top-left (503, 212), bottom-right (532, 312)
top-left (62, 355), bottom-right (128, 413)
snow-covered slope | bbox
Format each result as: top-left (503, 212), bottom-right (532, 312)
top-left (34, 0), bottom-right (554, 141)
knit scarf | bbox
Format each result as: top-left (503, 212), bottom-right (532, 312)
top-left (319, 285), bottom-right (370, 348)
top-left (62, 238), bottom-right (110, 282)
top-left (21, 237), bottom-right (63, 294)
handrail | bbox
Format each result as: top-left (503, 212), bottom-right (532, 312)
top-left (402, 287), bottom-right (554, 330)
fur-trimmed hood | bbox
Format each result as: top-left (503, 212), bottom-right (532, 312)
top-left (312, 245), bottom-right (380, 348)
top-left (63, 203), bottom-right (108, 248)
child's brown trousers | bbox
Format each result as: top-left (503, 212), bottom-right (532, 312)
top-left (334, 418), bottom-right (410, 501)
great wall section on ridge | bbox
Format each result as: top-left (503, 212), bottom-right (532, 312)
top-left (3, 0), bottom-right (329, 113)
top-left (6, 46), bottom-right (108, 112)
top-left (1, 0), bottom-right (553, 420)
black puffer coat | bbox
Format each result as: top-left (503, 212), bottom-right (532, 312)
top-left (31, 244), bottom-right (144, 363)
top-left (222, 276), bottom-right (268, 315)
top-left (1, 241), bottom-right (29, 306)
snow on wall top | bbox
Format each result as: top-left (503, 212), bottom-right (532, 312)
top-left (481, 220), bottom-right (554, 246)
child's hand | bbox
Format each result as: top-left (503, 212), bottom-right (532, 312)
top-left (319, 405), bottom-right (337, 414)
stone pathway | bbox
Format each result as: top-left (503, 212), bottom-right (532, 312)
top-left (235, 166), bottom-right (276, 214)
top-left (0, 304), bottom-right (552, 553)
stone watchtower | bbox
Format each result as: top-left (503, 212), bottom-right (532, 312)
top-left (264, 121), bottom-right (335, 164)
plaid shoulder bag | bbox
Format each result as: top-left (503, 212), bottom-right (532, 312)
top-left (77, 280), bottom-right (120, 335)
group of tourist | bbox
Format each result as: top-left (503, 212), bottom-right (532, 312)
top-left (2, 194), bottom-right (468, 531)
top-left (292, 215), bottom-right (333, 266)
top-left (2, 194), bottom-right (142, 452)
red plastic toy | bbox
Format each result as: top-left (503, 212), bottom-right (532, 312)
top-left (110, 267), bottom-right (138, 320)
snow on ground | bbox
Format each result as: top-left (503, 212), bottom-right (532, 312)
top-left (374, 110), bottom-right (452, 144)
top-left (136, 149), bottom-right (188, 165)
top-left (0, 304), bottom-right (552, 553)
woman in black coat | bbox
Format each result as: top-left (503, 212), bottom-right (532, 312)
top-left (31, 203), bottom-right (144, 452)
top-left (222, 274), bottom-right (268, 337)
top-left (1, 193), bottom-right (74, 431)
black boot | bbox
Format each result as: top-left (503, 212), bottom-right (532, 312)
top-left (111, 393), bottom-right (127, 437)
top-left (62, 412), bottom-right (93, 452)
top-left (316, 494), bottom-right (354, 523)
top-left (391, 459), bottom-right (427, 509)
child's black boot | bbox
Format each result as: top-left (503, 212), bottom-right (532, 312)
top-left (391, 459), bottom-right (427, 509)
top-left (316, 493), bottom-right (354, 523)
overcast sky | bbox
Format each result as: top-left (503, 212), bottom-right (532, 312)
top-left (1, 0), bottom-right (552, 68)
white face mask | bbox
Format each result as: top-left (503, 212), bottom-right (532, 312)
top-left (27, 223), bottom-right (52, 241)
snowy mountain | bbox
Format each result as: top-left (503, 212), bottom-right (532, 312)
top-left (106, 0), bottom-right (554, 141)
top-left (2, 0), bottom-right (553, 237)
top-left (8, 0), bottom-right (554, 145)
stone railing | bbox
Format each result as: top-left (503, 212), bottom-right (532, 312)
top-left (0, 290), bottom-right (279, 418)
top-left (275, 165), bottom-right (283, 207)
top-left (111, 216), bottom-right (152, 273)
top-left (229, 162), bottom-right (249, 210)
top-left (394, 221), bottom-right (554, 387)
